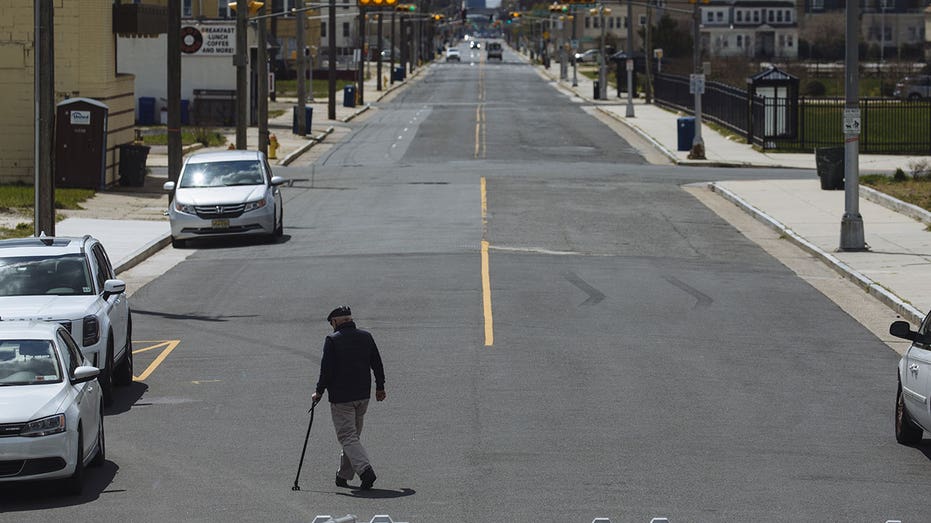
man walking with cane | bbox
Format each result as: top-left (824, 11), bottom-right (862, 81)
top-left (311, 306), bottom-right (386, 490)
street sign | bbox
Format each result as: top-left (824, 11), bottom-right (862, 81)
top-left (843, 108), bottom-right (861, 134)
top-left (626, 59), bottom-right (633, 72)
top-left (689, 74), bottom-right (705, 95)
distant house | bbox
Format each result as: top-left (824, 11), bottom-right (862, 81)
top-left (702, 0), bottom-right (800, 60)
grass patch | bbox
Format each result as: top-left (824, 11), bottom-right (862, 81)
top-left (0, 185), bottom-right (95, 239)
top-left (142, 128), bottom-right (226, 147)
top-left (861, 166), bottom-right (931, 212)
top-left (275, 78), bottom-right (361, 98)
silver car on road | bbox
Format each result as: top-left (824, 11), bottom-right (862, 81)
top-left (163, 150), bottom-right (286, 248)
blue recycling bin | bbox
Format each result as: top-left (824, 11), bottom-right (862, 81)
top-left (292, 105), bottom-right (313, 134)
top-left (138, 97), bottom-right (156, 125)
top-left (677, 117), bottom-right (695, 152)
top-left (393, 66), bottom-right (406, 82)
top-left (342, 85), bottom-right (356, 108)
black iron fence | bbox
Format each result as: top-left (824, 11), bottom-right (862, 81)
top-left (654, 74), bottom-right (931, 154)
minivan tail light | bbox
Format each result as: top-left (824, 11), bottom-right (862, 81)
top-left (82, 316), bottom-right (99, 346)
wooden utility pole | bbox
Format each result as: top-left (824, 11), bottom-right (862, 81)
top-left (328, 0), bottom-right (337, 119)
top-left (235, 0), bottom-right (248, 148)
top-left (168, 0), bottom-right (182, 182)
top-left (35, 0), bottom-right (55, 237)
top-left (257, 2), bottom-right (269, 152)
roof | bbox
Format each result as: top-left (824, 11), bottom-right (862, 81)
top-left (748, 66), bottom-right (799, 84)
top-left (0, 236), bottom-right (89, 256)
top-left (185, 150), bottom-right (265, 164)
top-left (0, 320), bottom-right (63, 339)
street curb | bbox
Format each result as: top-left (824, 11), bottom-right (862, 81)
top-left (279, 127), bottom-right (334, 166)
top-left (113, 234), bottom-right (172, 276)
top-left (860, 185), bottom-right (931, 226)
top-left (708, 181), bottom-right (925, 325)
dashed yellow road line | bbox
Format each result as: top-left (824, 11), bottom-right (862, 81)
top-left (131, 340), bottom-right (180, 381)
top-left (481, 177), bottom-right (493, 346)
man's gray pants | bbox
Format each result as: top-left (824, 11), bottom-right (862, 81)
top-left (331, 399), bottom-right (372, 480)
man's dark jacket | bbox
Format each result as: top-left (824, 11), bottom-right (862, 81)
top-left (315, 321), bottom-right (385, 403)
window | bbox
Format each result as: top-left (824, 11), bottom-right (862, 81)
top-left (593, 17), bottom-right (599, 29)
top-left (585, 17), bottom-right (590, 29)
top-left (753, 11), bottom-right (759, 23)
top-left (639, 15), bottom-right (646, 26)
top-left (737, 35), bottom-right (742, 47)
top-left (59, 331), bottom-right (83, 375)
top-left (342, 22), bottom-right (350, 37)
top-left (183, 0), bottom-right (192, 17)
top-left (716, 11), bottom-right (723, 22)
top-left (784, 10), bottom-right (792, 23)
top-left (787, 35), bottom-right (793, 47)
top-left (811, 0), bottom-right (824, 11)
top-left (737, 11), bottom-right (743, 22)
top-left (321, 22), bottom-right (327, 37)
top-left (706, 11), bottom-right (713, 23)
top-left (343, 0), bottom-right (350, 9)
top-left (768, 10), bottom-right (774, 23)
top-left (777, 11), bottom-right (783, 23)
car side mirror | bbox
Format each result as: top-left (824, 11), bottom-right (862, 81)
top-left (72, 365), bottom-right (100, 385)
top-left (103, 279), bottom-right (126, 300)
top-left (270, 176), bottom-right (286, 186)
top-left (890, 320), bottom-right (925, 342)
top-left (163, 181), bottom-right (176, 191)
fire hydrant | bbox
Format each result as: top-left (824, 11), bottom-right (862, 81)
top-left (268, 134), bottom-right (279, 159)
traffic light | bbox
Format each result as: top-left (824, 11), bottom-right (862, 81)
top-left (395, 3), bottom-right (415, 11)
top-left (432, 13), bottom-right (445, 21)
top-left (548, 3), bottom-right (569, 13)
top-left (359, 0), bottom-right (399, 5)
top-left (229, 0), bottom-right (264, 15)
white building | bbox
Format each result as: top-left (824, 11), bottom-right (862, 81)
top-left (702, 0), bottom-right (799, 60)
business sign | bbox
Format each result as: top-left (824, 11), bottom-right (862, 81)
top-left (70, 110), bottom-right (91, 125)
top-left (180, 24), bottom-right (235, 56)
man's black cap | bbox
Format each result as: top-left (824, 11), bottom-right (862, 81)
top-left (327, 305), bottom-right (352, 322)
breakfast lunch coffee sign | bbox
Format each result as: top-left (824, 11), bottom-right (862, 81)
top-left (180, 23), bottom-right (235, 56)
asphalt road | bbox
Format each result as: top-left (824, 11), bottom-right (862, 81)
top-left (4, 44), bottom-right (931, 522)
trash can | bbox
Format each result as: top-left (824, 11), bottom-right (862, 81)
top-left (138, 97), bottom-right (156, 125)
top-left (118, 143), bottom-right (150, 187)
top-left (677, 117), bottom-right (695, 152)
top-left (292, 105), bottom-right (313, 134)
top-left (593, 80), bottom-right (600, 100)
top-left (392, 66), bottom-right (406, 82)
top-left (343, 85), bottom-right (356, 108)
top-left (815, 146), bottom-right (845, 190)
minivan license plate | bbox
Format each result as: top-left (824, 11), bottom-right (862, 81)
top-left (212, 219), bottom-right (230, 229)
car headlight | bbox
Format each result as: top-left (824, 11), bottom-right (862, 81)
top-left (174, 201), bottom-right (196, 214)
top-left (82, 315), bottom-right (99, 347)
top-left (243, 198), bottom-right (267, 212)
top-left (21, 414), bottom-right (66, 437)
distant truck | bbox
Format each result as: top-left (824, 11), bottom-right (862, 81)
top-left (486, 42), bottom-right (503, 61)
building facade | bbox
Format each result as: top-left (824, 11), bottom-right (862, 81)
top-left (0, 1), bottom-right (136, 185)
top-left (702, 0), bottom-right (800, 59)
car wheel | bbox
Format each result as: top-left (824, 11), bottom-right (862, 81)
top-left (895, 382), bottom-right (923, 445)
top-left (274, 206), bottom-right (284, 238)
top-left (171, 237), bottom-right (186, 248)
top-left (100, 337), bottom-right (115, 407)
top-left (90, 405), bottom-right (105, 467)
top-left (114, 316), bottom-right (133, 386)
top-left (63, 427), bottom-right (84, 495)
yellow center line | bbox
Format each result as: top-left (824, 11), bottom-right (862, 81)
top-left (481, 177), bottom-right (493, 346)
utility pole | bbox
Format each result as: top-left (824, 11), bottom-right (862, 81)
top-left (377, 12), bottom-right (383, 91)
top-left (328, 0), bottom-right (337, 120)
top-left (644, 0), bottom-right (652, 104)
top-left (571, 5), bottom-right (577, 87)
top-left (688, 0), bottom-right (705, 160)
top-left (257, 2), bottom-right (269, 153)
top-left (840, 0), bottom-right (866, 251)
top-left (34, 0), bottom-right (54, 237)
top-left (391, 9), bottom-right (396, 84)
top-left (625, 0), bottom-right (634, 116)
top-left (235, 0), bottom-right (248, 149)
top-left (168, 0), bottom-right (182, 182)
top-left (296, 0), bottom-right (307, 135)
top-left (359, 7), bottom-right (366, 105)
top-left (598, 4), bottom-right (606, 100)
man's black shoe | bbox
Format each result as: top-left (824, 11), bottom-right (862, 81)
top-left (359, 468), bottom-right (377, 490)
top-left (335, 476), bottom-right (350, 488)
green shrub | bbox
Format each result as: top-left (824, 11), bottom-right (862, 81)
top-left (803, 80), bottom-right (826, 97)
top-left (894, 168), bottom-right (908, 182)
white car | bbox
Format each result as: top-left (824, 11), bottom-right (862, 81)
top-left (0, 236), bottom-right (132, 406)
top-left (163, 150), bottom-right (286, 248)
top-left (890, 318), bottom-right (931, 444)
top-left (0, 321), bottom-right (104, 495)
top-left (446, 48), bottom-right (461, 62)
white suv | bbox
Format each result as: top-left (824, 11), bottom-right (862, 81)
top-left (0, 236), bottom-right (132, 405)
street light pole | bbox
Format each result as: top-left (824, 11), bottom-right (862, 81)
top-left (257, 3), bottom-right (269, 153)
top-left (296, 0), bottom-right (307, 135)
top-left (236, 0), bottom-right (248, 149)
top-left (571, 6), bottom-right (577, 87)
top-left (598, 4), bottom-right (606, 100)
top-left (689, 0), bottom-right (705, 159)
top-left (840, 0), bottom-right (866, 251)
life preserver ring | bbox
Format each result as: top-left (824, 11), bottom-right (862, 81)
top-left (180, 26), bottom-right (203, 54)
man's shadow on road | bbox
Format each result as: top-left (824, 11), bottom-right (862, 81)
top-left (335, 487), bottom-right (416, 499)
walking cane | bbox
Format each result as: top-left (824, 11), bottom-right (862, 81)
top-left (292, 397), bottom-right (320, 491)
